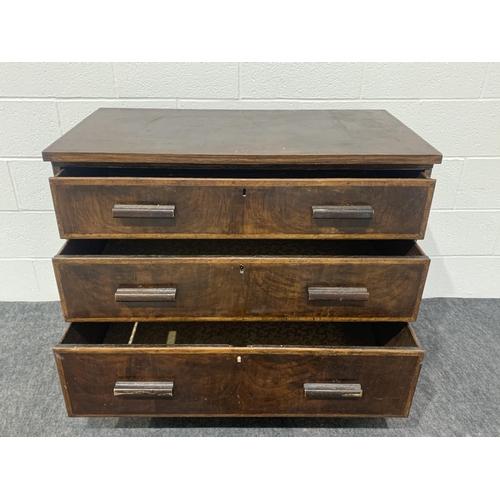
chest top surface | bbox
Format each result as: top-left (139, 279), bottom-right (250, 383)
top-left (42, 108), bottom-right (441, 166)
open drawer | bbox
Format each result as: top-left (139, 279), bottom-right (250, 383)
top-left (50, 169), bottom-right (435, 239)
top-left (53, 239), bottom-right (430, 322)
top-left (54, 321), bottom-right (424, 417)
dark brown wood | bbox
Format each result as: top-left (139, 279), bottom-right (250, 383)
top-left (112, 204), bottom-right (175, 219)
top-left (115, 287), bottom-right (177, 302)
top-left (113, 381), bottom-right (174, 397)
top-left (54, 321), bottom-right (424, 417)
top-left (42, 109), bottom-right (442, 165)
top-left (52, 239), bottom-right (429, 322)
top-left (312, 205), bottom-right (374, 219)
top-left (44, 107), bottom-right (439, 419)
top-left (58, 322), bottom-right (110, 344)
top-left (304, 383), bottom-right (363, 399)
top-left (50, 177), bottom-right (435, 239)
top-left (99, 320), bottom-right (384, 347)
top-left (308, 287), bottom-right (370, 302)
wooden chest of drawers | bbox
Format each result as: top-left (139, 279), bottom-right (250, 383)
top-left (43, 109), bottom-right (441, 418)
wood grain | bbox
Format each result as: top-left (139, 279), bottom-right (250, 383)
top-left (45, 108), bottom-right (438, 419)
top-left (54, 321), bottom-right (424, 417)
top-left (42, 109), bottom-right (442, 165)
top-left (53, 240), bottom-right (430, 321)
top-left (50, 177), bottom-right (435, 239)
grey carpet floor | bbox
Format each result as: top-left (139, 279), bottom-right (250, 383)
top-left (1, 298), bottom-right (499, 436)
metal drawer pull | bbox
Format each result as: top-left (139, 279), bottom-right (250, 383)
top-left (115, 287), bottom-right (177, 302)
top-left (308, 286), bottom-right (369, 301)
top-left (112, 204), bottom-right (175, 218)
top-left (312, 205), bottom-right (373, 219)
top-left (304, 383), bottom-right (363, 399)
top-left (114, 381), bottom-right (174, 398)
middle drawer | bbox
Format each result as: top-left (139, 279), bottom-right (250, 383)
top-left (54, 240), bottom-right (429, 322)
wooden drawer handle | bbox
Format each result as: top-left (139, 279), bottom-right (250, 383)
top-left (112, 204), bottom-right (175, 218)
top-left (114, 381), bottom-right (174, 398)
top-left (115, 287), bottom-right (177, 302)
top-left (304, 383), bottom-right (363, 399)
top-left (308, 286), bottom-right (369, 301)
top-left (312, 205), bottom-right (373, 219)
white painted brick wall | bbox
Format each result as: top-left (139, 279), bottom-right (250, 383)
top-left (455, 159), bottom-right (500, 209)
top-left (0, 101), bottom-right (60, 157)
top-left (0, 162), bottom-right (18, 210)
top-left (0, 212), bottom-right (62, 258)
top-left (0, 63), bottom-right (115, 98)
top-left (483, 63), bottom-right (500, 97)
top-left (0, 62), bottom-right (499, 300)
top-left (420, 211), bottom-right (500, 256)
top-left (416, 101), bottom-right (500, 157)
top-left (362, 63), bottom-right (488, 98)
top-left (114, 63), bottom-right (239, 98)
top-left (240, 63), bottom-right (364, 99)
top-left (9, 161), bottom-right (54, 210)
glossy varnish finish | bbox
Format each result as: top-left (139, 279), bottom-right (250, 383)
top-left (42, 109), bottom-right (442, 165)
top-left (50, 176), bottom-right (435, 239)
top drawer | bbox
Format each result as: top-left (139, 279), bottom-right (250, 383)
top-left (50, 174), bottom-right (435, 240)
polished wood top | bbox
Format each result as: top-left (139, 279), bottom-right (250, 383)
top-left (42, 108), bottom-right (442, 165)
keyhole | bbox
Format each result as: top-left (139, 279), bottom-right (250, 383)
top-left (239, 264), bottom-right (245, 274)
top-left (242, 188), bottom-right (247, 197)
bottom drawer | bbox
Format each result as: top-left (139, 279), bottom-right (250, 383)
top-left (54, 321), bottom-right (424, 417)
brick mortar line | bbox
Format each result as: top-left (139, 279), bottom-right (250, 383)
top-left (30, 259), bottom-right (42, 293)
top-left (0, 157), bottom-right (44, 161)
top-left (187, 98), bottom-right (499, 102)
top-left (238, 62), bottom-right (241, 99)
top-left (359, 63), bottom-right (366, 99)
top-left (420, 256), bottom-right (500, 259)
top-left (1, 97), bottom-right (500, 102)
top-left (431, 209), bottom-right (500, 213)
top-left (452, 158), bottom-right (468, 209)
top-left (111, 63), bottom-right (119, 98)
top-left (0, 258), bottom-right (54, 261)
top-left (54, 102), bottom-right (63, 136)
top-left (5, 161), bottom-right (21, 210)
top-left (492, 219), bottom-right (500, 255)
top-left (480, 63), bottom-right (492, 98)
top-left (0, 210), bottom-right (55, 214)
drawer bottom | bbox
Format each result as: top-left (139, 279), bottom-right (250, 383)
top-left (54, 321), bottom-right (424, 417)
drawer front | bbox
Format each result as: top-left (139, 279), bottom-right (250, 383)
top-left (50, 178), bottom-right (435, 239)
top-left (54, 257), bottom-right (429, 321)
top-left (54, 346), bottom-right (423, 417)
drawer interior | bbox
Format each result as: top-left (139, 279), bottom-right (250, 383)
top-left (60, 321), bottom-right (420, 348)
top-left (55, 166), bottom-right (429, 179)
top-left (58, 239), bottom-right (425, 257)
